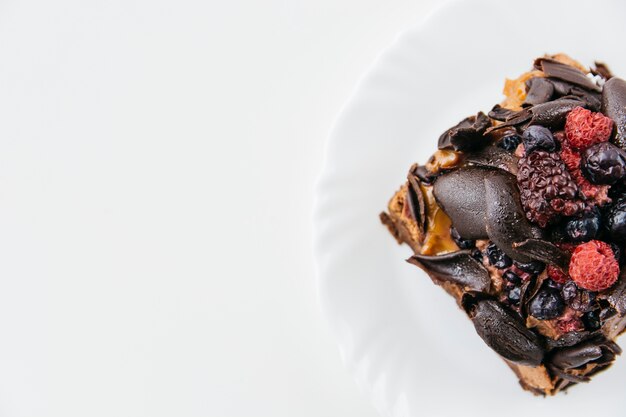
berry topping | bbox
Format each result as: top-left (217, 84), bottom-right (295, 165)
top-left (568, 289), bottom-right (597, 312)
top-left (529, 287), bottom-right (565, 320)
top-left (498, 134), bottom-right (522, 152)
top-left (547, 264), bottom-right (569, 284)
top-left (507, 287), bottom-right (521, 304)
top-left (582, 142), bottom-right (626, 184)
top-left (503, 270), bottom-right (522, 285)
top-left (565, 106), bottom-right (614, 150)
top-left (564, 208), bottom-right (601, 242)
top-left (485, 243), bottom-right (512, 269)
top-left (450, 226), bottom-right (475, 249)
top-left (561, 280), bottom-right (578, 302)
top-left (558, 137), bottom-right (610, 205)
top-left (569, 240), bottom-right (620, 291)
top-left (517, 150), bottom-right (585, 227)
top-left (605, 198), bottom-right (626, 242)
top-left (557, 316), bottom-right (585, 333)
top-left (522, 125), bottom-right (556, 155)
top-left (546, 278), bottom-right (564, 289)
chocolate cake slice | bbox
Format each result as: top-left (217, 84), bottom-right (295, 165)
top-left (380, 54), bottom-right (626, 395)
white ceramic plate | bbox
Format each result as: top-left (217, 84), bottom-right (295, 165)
top-left (313, 1), bottom-right (626, 416)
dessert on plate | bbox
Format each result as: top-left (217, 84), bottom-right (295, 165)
top-left (380, 54), bottom-right (626, 395)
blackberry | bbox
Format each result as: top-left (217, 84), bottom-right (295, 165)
top-left (522, 125), bottom-right (556, 155)
top-left (514, 260), bottom-right (545, 275)
top-left (450, 226), bottom-right (475, 249)
top-left (517, 150), bottom-right (585, 227)
top-left (582, 142), bottom-right (626, 184)
top-left (507, 287), bottom-right (522, 304)
top-left (485, 243), bottom-right (512, 269)
top-left (605, 198), bottom-right (626, 241)
top-left (529, 287), bottom-right (565, 320)
top-left (503, 270), bottom-right (522, 285)
top-left (498, 134), bottom-right (522, 152)
top-left (564, 208), bottom-right (601, 242)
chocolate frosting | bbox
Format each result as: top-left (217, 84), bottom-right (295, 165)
top-left (487, 98), bottom-right (586, 132)
top-left (550, 341), bottom-right (603, 369)
top-left (548, 78), bottom-right (602, 111)
top-left (484, 173), bottom-right (544, 263)
top-left (434, 166), bottom-right (548, 263)
top-left (534, 58), bottom-right (601, 92)
top-left (462, 294), bottom-right (544, 366)
top-left (465, 145), bottom-right (519, 175)
top-left (526, 98), bottom-right (587, 128)
top-left (408, 251), bottom-right (491, 292)
top-left (406, 169), bottom-right (426, 234)
top-left (437, 112), bottom-right (491, 151)
top-left (512, 239), bottom-right (570, 271)
top-left (601, 77), bottom-right (626, 150)
top-left (432, 167), bottom-right (490, 239)
top-left (488, 104), bottom-right (518, 122)
top-left (545, 330), bottom-right (596, 350)
top-left (523, 77), bottom-right (554, 106)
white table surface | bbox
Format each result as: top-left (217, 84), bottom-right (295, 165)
top-left (0, 0), bottom-right (438, 415)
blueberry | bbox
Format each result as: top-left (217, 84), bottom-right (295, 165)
top-left (498, 134), bottom-right (522, 152)
top-left (503, 270), bottom-right (522, 285)
top-left (582, 310), bottom-right (601, 331)
top-left (564, 208), bottom-right (601, 242)
top-left (485, 243), bottom-right (512, 269)
top-left (582, 142), bottom-right (626, 184)
top-left (522, 125), bottom-right (556, 155)
top-left (604, 198), bottom-right (626, 241)
top-left (450, 226), bottom-right (475, 249)
top-left (514, 260), bottom-right (545, 275)
top-left (507, 286), bottom-right (521, 304)
top-left (529, 288), bottom-right (565, 320)
top-left (561, 281), bottom-right (578, 302)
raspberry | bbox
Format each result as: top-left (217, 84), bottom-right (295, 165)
top-left (517, 150), bottom-right (585, 227)
top-left (559, 142), bottom-right (610, 205)
top-left (547, 264), bottom-right (569, 284)
top-left (569, 240), bottom-right (620, 291)
top-left (556, 316), bottom-right (584, 333)
top-left (565, 106), bottom-right (614, 150)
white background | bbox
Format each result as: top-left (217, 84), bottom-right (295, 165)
top-left (0, 0), bottom-right (439, 416)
